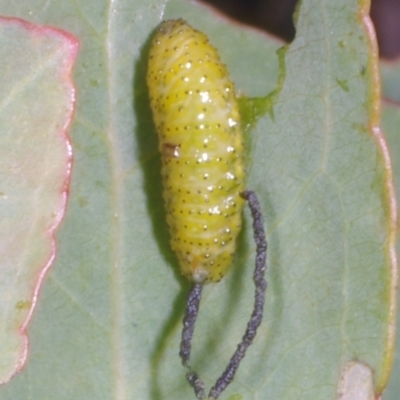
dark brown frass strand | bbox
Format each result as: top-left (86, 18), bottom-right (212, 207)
top-left (187, 370), bottom-right (206, 400)
top-left (209, 190), bottom-right (267, 399)
top-left (179, 283), bottom-right (203, 367)
top-left (179, 190), bottom-right (268, 400)
top-left (179, 283), bottom-right (207, 399)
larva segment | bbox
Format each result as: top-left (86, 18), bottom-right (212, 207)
top-left (147, 19), bottom-right (245, 283)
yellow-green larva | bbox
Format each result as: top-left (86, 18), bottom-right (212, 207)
top-left (147, 19), bottom-right (245, 283)
top-left (146, 19), bottom-right (268, 400)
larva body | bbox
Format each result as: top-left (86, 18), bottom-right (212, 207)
top-left (147, 19), bottom-right (245, 283)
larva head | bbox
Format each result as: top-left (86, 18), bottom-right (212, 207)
top-left (147, 20), bottom-right (245, 283)
top-left (147, 19), bottom-right (234, 133)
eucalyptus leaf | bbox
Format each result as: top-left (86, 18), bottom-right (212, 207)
top-left (0, 0), bottom-right (395, 399)
top-left (0, 17), bottom-right (77, 385)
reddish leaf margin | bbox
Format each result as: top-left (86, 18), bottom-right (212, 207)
top-left (0, 17), bottom-right (78, 385)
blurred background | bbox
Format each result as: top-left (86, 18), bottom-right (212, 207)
top-left (199, 0), bottom-right (400, 59)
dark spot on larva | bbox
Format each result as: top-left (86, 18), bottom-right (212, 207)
top-left (162, 143), bottom-right (180, 159)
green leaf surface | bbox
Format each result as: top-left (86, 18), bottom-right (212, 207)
top-left (0, 17), bottom-right (77, 385)
top-left (0, 0), bottom-right (395, 399)
top-left (381, 60), bottom-right (400, 103)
